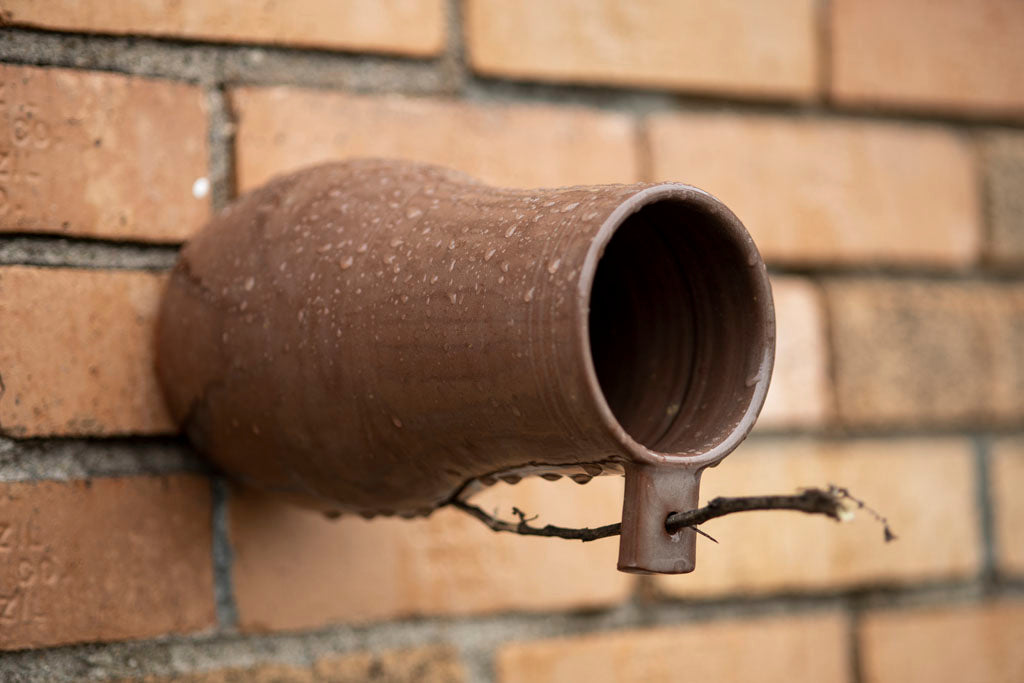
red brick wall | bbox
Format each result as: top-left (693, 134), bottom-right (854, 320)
top-left (1, 1), bottom-right (1022, 680)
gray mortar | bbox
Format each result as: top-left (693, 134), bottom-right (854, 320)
top-left (204, 87), bottom-right (237, 212)
top-left (0, 29), bottom-right (221, 84)
top-left (973, 436), bottom-right (999, 584)
top-left (0, 28), bottom-right (459, 95)
top-left (0, 237), bottom-right (179, 270)
top-left (210, 478), bottom-right (240, 632)
top-left (0, 437), bottom-right (206, 482)
top-left (217, 46), bottom-right (457, 95)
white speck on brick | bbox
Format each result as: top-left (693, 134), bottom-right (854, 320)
top-left (192, 177), bottom-right (210, 199)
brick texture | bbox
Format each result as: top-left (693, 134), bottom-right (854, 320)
top-left (0, 476), bottom-right (214, 650)
top-left (991, 438), bottom-right (1024, 575)
top-left (125, 646), bottom-right (465, 682)
top-left (826, 279), bottom-right (1024, 427)
top-left (860, 600), bottom-right (1024, 683)
top-left (831, 0), bottom-right (1024, 116)
top-left (647, 112), bottom-right (979, 265)
top-left (464, 0), bottom-right (818, 99)
top-left (230, 88), bottom-right (640, 192)
top-left (0, 64), bottom-right (209, 242)
top-left (230, 476), bottom-right (631, 632)
top-left (0, 266), bottom-right (173, 437)
top-left (315, 647), bottom-right (464, 683)
top-left (656, 438), bottom-right (979, 598)
top-left (756, 276), bottom-right (831, 429)
top-left (984, 132), bottom-right (1024, 265)
top-left (496, 612), bottom-right (849, 683)
top-left (2, 0), bottom-right (446, 57)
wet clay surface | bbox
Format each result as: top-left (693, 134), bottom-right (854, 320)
top-left (157, 159), bottom-right (774, 571)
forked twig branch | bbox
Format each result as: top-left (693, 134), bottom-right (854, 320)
top-left (450, 484), bottom-right (895, 543)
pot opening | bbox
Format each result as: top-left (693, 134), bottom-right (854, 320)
top-left (588, 199), bottom-right (769, 456)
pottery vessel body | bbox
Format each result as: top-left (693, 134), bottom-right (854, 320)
top-left (157, 159), bottom-right (774, 573)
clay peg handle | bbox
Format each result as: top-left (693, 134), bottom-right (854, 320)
top-left (617, 462), bottom-right (704, 574)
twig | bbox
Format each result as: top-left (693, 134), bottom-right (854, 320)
top-left (452, 498), bottom-right (622, 542)
top-left (450, 484), bottom-right (894, 543)
top-left (829, 485), bottom-right (898, 542)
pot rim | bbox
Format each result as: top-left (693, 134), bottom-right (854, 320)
top-left (575, 183), bottom-right (776, 469)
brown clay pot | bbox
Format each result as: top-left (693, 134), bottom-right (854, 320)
top-left (156, 159), bottom-right (774, 574)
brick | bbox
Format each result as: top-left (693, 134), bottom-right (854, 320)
top-left (125, 645), bottom-right (465, 682)
top-left (464, 0), bottom-right (818, 100)
top-left (984, 132), bottom-right (1024, 265)
top-left (831, 0), bottom-right (1024, 117)
top-left (2, 0), bottom-right (445, 57)
top-left (991, 438), bottom-right (1024, 575)
top-left (496, 612), bottom-right (849, 683)
top-left (860, 600), bottom-right (1024, 683)
top-left (0, 475), bottom-right (214, 650)
top-left (231, 88), bottom-right (639, 193)
top-left (756, 277), bottom-right (831, 429)
top-left (230, 475), bottom-right (631, 632)
top-left (657, 438), bottom-right (979, 598)
top-left (647, 113), bottom-right (979, 266)
top-left (315, 646), bottom-right (464, 683)
top-left (826, 279), bottom-right (1024, 427)
top-left (0, 64), bottom-right (209, 242)
top-left (0, 266), bottom-right (174, 437)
